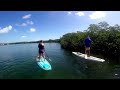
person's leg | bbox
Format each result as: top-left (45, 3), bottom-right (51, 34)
top-left (39, 51), bottom-right (43, 60)
top-left (85, 47), bottom-right (88, 58)
top-left (39, 53), bottom-right (43, 61)
top-left (43, 52), bottom-right (45, 59)
top-left (84, 47), bottom-right (87, 59)
top-left (88, 48), bottom-right (90, 57)
top-left (86, 50), bottom-right (88, 57)
top-left (85, 47), bottom-right (87, 54)
top-left (40, 52), bottom-right (45, 61)
top-left (86, 48), bottom-right (89, 56)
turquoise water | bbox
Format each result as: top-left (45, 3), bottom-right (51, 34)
top-left (0, 43), bottom-right (120, 79)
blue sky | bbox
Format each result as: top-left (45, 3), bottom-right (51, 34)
top-left (0, 11), bottom-right (120, 43)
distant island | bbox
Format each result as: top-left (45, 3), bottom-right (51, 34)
top-left (0, 39), bottom-right (60, 46)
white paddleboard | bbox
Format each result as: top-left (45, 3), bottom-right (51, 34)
top-left (72, 52), bottom-right (105, 62)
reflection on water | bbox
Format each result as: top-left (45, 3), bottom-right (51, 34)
top-left (0, 43), bottom-right (120, 79)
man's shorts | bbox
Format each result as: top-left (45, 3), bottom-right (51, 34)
top-left (85, 47), bottom-right (90, 50)
top-left (39, 50), bottom-right (44, 54)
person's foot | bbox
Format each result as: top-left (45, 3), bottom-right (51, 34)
top-left (87, 55), bottom-right (90, 57)
top-left (36, 58), bottom-right (39, 61)
top-left (37, 56), bottom-right (40, 59)
top-left (43, 58), bottom-right (45, 61)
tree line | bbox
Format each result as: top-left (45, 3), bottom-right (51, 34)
top-left (60, 21), bottom-right (120, 63)
top-left (0, 39), bottom-right (60, 46)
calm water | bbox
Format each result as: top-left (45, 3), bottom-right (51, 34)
top-left (0, 43), bottom-right (120, 79)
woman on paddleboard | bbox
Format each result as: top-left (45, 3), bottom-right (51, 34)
top-left (37, 40), bottom-right (45, 59)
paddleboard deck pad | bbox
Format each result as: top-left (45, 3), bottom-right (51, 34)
top-left (72, 52), bottom-right (105, 62)
top-left (36, 57), bottom-right (52, 70)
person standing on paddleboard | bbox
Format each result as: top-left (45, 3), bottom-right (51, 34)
top-left (38, 40), bottom-right (45, 60)
top-left (84, 36), bottom-right (92, 57)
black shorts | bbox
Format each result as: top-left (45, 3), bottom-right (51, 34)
top-left (39, 50), bottom-right (44, 54)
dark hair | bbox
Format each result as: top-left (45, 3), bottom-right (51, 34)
top-left (39, 40), bottom-right (43, 43)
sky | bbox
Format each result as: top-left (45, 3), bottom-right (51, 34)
top-left (0, 11), bottom-right (120, 43)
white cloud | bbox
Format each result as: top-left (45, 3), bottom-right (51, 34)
top-left (26, 20), bottom-right (34, 25)
top-left (22, 14), bottom-right (31, 19)
top-left (16, 23), bottom-right (27, 26)
top-left (68, 12), bottom-right (72, 15)
top-left (21, 36), bottom-right (27, 38)
top-left (0, 25), bottom-right (12, 34)
top-left (21, 23), bottom-right (27, 26)
top-left (75, 12), bottom-right (85, 16)
top-left (16, 20), bottom-right (33, 27)
top-left (89, 11), bottom-right (106, 19)
top-left (29, 28), bottom-right (36, 32)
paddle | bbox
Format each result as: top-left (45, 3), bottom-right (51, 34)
top-left (45, 50), bottom-right (52, 61)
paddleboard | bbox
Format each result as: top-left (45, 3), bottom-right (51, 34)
top-left (72, 52), bottom-right (105, 62)
top-left (36, 57), bottom-right (52, 70)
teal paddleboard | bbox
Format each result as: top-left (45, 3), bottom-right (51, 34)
top-left (36, 57), bottom-right (52, 70)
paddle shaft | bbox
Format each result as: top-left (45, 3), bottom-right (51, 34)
top-left (44, 50), bottom-right (51, 61)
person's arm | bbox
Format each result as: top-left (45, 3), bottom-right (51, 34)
top-left (89, 39), bottom-right (92, 44)
top-left (88, 38), bottom-right (92, 43)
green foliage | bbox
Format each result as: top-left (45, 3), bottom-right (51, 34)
top-left (60, 32), bottom-right (85, 51)
top-left (47, 39), bottom-right (60, 43)
top-left (60, 21), bottom-right (120, 62)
